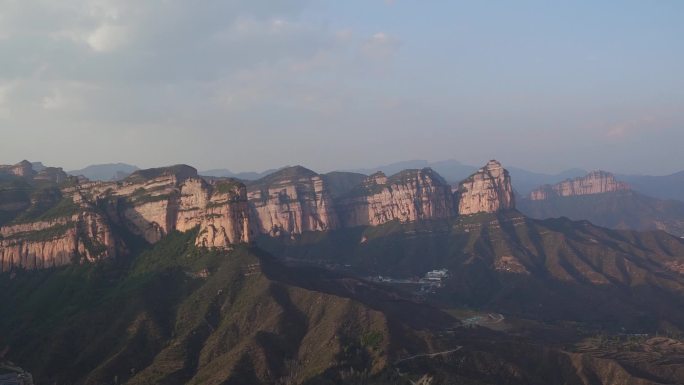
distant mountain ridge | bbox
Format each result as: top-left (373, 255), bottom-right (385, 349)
top-left (348, 159), bottom-right (588, 194)
top-left (349, 159), bottom-right (477, 185)
top-left (200, 168), bottom-right (279, 180)
top-left (67, 163), bottom-right (139, 181)
top-left (65, 160), bottom-right (684, 202)
top-left (618, 171), bottom-right (684, 201)
top-left (519, 170), bottom-right (684, 237)
top-left (507, 166), bottom-right (588, 195)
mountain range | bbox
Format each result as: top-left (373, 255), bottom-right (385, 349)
top-left (63, 160), bottom-right (684, 202)
top-left (3, 158), bottom-right (684, 384)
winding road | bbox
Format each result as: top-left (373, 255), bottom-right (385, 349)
top-left (394, 346), bottom-right (463, 365)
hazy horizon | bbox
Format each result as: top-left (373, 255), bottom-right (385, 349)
top-left (6, 157), bottom-right (683, 179)
top-left (2, 1), bottom-right (683, 175)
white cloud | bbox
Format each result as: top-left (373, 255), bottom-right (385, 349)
top-left (0, 0), bottom-right (411, 170)
top-left (85, 23), bottom-right (129, 52)
top-left (362, 32), bottom-right (401, 59)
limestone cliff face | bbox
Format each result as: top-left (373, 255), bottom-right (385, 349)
top-left (0, 165), bottom-right (254, 271)
top-left (337, 168), bottom-right (455, 227)
top-left (0, 169), bottom-right (123, 271)
top-left (177, 179), bottom-right (252, 248)
top-left (91, 167), bottom-right (252, 248)
top-left (456, 160), bottom-right (515, 215)
top-left (246, 166), bottom-right (339, 236)
top-left (529, 171), bottom-right (630, 200)
top-left (0, 210), bottom-right (118, 271)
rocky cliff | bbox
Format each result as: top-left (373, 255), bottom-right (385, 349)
top-left (456, 160), bottom-right (515, 215)
top-left (529, 170), bottom-right (630, 200)
top-left (0, 160), bottom-right (36, 178)
top-left (88, 165), bottom-right (253, 249)
top-left (0, 210), bottom-right (118, 271)
top-left (246, 166), bottom-right (339, 236)
top-left (0, 159), bottom-right (521, 270)
top-left (0, 164), bottom-right (254, 271)
top-left (0, 160), bottom-right (68, 183)
top-left (337, 168), bottom-right (455, 227)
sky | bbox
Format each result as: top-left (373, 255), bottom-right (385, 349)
top-left (0, 0), bottom-right (683, 175)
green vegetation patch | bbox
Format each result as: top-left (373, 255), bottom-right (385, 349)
top-left (214, 179), bottom-right (242, 194)
top-left (1, 223), bottom-right (73, 242)
top-left (130, 193), bottom-right (172, 205)
top-left (360, 330), bottom-right (384, 351)
top-left (12, 195), bottom-right (81, 224)
top-left (343, 182), bottom-right (388, 199)
top-left (247, 165), bottom-right (318, 190)
top-left (125, 164), bottom-right (197, 183)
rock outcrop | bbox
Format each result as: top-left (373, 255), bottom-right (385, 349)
top-left (0, 160), bottom-right (36, 178)
top-left (529, 170), bottom-right (630, 200)
top-left (180, 179), bottom-right (252, 248)
top-left (246, 166), bottom-right (339, 236)
top-left (0, 159), bottom-right (521, 270)
top-left (34, 167), bottom-right (69, 184)
top-left (89, 165), bottom-right (253, 248)
top-left (456, 160), bottom-right (515, 215)
top-left (0, 164), bottom-right (254, 271)
top-left (337, 168), bottom-right (455, 227)
top-left (0, 210), bottom-right (119, 271)
top-left (0, 160), bottom-right (68, 183)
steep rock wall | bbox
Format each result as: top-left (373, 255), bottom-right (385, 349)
top-left (456, 160), bottom-right (515, 215)
top-left (247, 166), bottom-right (339, 236)
top-left (337, 168), bottom-right (455, 227)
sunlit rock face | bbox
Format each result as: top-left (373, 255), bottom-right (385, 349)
top-left (456, 160), bottom-right (515, 215)
top-left (246, 166), bottom-right (339, 237)
top-left (0, 165), bottom-right (254, 270)
top-left (96, 167), bottom-right (253, 249)
top-left (337, 168), bottom-right (456, 227)
top-left (0, 210), bottom-right (119, 271)
top-left (529, 170), bottom-right (630, 200)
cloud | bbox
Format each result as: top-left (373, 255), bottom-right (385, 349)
top-left (362, 32), bottom-right (401, 59)
top-left (85, 24), bottom-right (130, 52)
top-left (0, 0), bottom-right (413, 170)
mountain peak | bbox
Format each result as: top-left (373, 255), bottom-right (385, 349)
top-left (125, 164), bottom-right (198, 184)
top-left (457, 160), bottom-right (515, 215)
top-left (250, 166), bottom-right (319, 188)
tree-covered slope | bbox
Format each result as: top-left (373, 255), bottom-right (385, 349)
top-left (257, 211), bottom-right (684, 332)
top-left (518, 190), bottom-right (684, 237)
top-left (0, 230), bottom-right (453, 385)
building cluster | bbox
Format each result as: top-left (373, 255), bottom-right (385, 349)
top-left (425, 268), bottom-right (449, 282)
